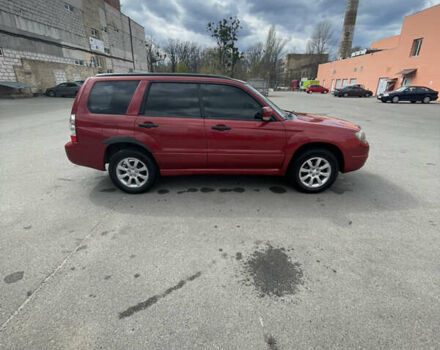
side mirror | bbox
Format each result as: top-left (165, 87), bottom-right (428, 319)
top-left (261, 106), bottom-right (273, 122)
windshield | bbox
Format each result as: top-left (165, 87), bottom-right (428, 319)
top-left (246, 84), bottom-right (287, 119)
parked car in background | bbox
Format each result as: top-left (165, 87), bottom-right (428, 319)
top-left (378, 86), bottom-right (438, 103)
top-left (75, 80), bottom-right (85, 85)
top-left (333, 85), bottom-right (373, 97)
top-left (45, 82), bottom-right (81, 97)
top-left (65, 73), bottom-right (369, 194)
top-left (306, 85), bottom-right (329, 94)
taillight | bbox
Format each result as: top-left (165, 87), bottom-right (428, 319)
top-left (70, 114), bottom-right (77, 142)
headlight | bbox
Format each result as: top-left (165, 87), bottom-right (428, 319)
top-left (355, 129), bottom-right (367, 143)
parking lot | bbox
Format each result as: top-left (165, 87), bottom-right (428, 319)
top-left (0, 92), bottom-right (439, 349)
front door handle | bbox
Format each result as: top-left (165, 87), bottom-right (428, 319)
top-left (212, 125), bottom-right (231, 131)
top-left (138, 122), bottom-right (158, 129)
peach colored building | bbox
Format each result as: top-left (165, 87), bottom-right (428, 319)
top-left (317, 5), bottom-right (440, 95)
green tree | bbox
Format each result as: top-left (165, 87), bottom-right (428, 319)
top-left (207, 17), bottom-right (243, 77)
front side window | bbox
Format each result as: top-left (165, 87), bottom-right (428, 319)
top-left (143, 83), bottom-right (201, 118)
top-left (200, 84), bottom-right (261, 121)
top-left (410, 38), bottom-right (423, 56)
top-left (87, 81), bottom-right (139, 115)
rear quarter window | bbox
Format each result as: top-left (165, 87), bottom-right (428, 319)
top-left (87, 81), bottom-right (139, 114)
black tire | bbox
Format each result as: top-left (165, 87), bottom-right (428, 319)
top-left (365, 93), bottom-right (371, 97)
top-left (411, 101), bottom-right (416, 104)
top-left (48, 90), bottom-right (55, 97)
top-left (108, 149), bottom-right (158, 194)
top-left (288, 148), bottom-right (339, 193)
top-left (422, 96), bottom-right (431, 104)
top-left (323, 90), bottom-right (328, 94)
top-left (392, 96), bottom-right (399, 103)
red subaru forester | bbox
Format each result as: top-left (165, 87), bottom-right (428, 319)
top-left (65, 73), bottom-right (369, 194)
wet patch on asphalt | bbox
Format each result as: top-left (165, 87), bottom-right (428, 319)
top-left (177, 188), bottom-right (198, 194)
top-left (100, 188), bottom-right (116, 192)
top-left (119, 271), bottom-right (202, 319)
top-left (269, 186), bottom-right (287, 194)
top-left (243, 244), bottom-right (303, 297)
top-left (157, 189), bottom-right (169, 195)
top-left (4, 271), bottom-right (24, 284)
top-left (264, 334), bottom-right (279, 350)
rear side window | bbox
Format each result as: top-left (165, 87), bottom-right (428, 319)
top-left (87, 81), bottom-right (139, 114)
top-left (200, 84), bottom-right (261, 121)
top-left (143, 83), bottom-right (201, 118)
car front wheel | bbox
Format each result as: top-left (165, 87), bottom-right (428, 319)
top-left (109, 149), bottom-right (158, 194)
top-left (289, 149), bottom-right (339, 193)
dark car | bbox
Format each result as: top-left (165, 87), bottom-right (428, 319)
top-left (378, 86), bottom-right (438, 103)
top-left (65, 73), bottom-right (369, 194)
top-left (45, 82), bottom-right (81, 97)
top-left (75, 80), bottom-right (85, 85)
top-left (333, 85), bottom-right (373, 97)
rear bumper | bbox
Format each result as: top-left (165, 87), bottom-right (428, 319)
top-left (65, 141), bottom-right (105, 171)
top-left (343, 142), bottom-right (369, 173)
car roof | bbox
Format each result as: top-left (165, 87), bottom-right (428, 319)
top-left (94, 73), bottom-right (246, 84)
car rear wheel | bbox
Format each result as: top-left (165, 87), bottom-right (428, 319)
top-left (48, 90), bottom-right (55, 97)
top-left (323, 91), bottom-right (328, 94)
top-left (392, 96), bottom-right (399, 103)
top-left (365, 93), bottom-right (371, 97)
top-left (109, 149), bottom-right (157, 194)
top-left (307, 90), bottom-right (312, 94)
top-left (423, 96), bottom-right (431, 104)
top-left (288, 149), bottom-right (338, 193)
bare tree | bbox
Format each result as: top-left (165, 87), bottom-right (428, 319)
top-left (246, 42), bottom-right (264, 78)
top-left (262, 26), bottom-right (286, 87)
top-left (306, 20), bottom-right (334, 54)
top-left (164, 39), bottom-right (179, 72)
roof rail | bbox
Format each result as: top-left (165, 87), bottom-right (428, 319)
top-left (95, 73), bottom-right (233, 80)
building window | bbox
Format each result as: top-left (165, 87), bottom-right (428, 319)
top-left (350, 78), bottom-right (357, 85)
top-left (354, 67), bottom-right (357, 72)
top-left (410, 38), bottom-right (423, 56)
top-left (342, 79), bottom-right (348, 87)
top-left (359, 66), bottom-right (363, 72)
top-left (74, 59), bottom-right (85, 66)
top-left (91, 28), bottom-right (100, 39)
top-left (332, 69), bottom-right (336, 75)
top-left (64, 3), bottom-right (73, 11)
top-left (336, 79), bottom-right (341, 88)
top-left (104, 48), bottom-right (110, 54)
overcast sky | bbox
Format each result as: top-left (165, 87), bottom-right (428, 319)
top-left (121, 0), bottom-right (438, 53)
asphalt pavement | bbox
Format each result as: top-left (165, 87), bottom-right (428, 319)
top-left (0, 93), bottom-right (439, 349)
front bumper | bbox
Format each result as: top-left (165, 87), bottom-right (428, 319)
top-left (343, 142), bottom-right (369, 173)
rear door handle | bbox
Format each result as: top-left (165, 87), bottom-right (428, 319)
top-left (138, 122), bottom-right (158, 129)
top-left (211, 125), bottom-right (231, 131)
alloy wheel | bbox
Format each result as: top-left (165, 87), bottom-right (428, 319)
top-left (298, 157), bottom-right (332, 189)
top-left (116, 157), bottom-right (149, 188)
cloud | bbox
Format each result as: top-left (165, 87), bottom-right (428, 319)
top-left (121, 0), bottom-right (434, 53)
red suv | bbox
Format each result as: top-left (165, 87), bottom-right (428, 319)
top-left (306, 85), bottom-right (329, 94)
top-left (65, 74), bottom-right (369, 194)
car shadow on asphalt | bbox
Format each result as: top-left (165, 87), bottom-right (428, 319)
top-left (86, 171), bottom-right (419, 218)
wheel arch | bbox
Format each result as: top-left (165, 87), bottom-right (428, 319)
top-left (287, 142), bottom-right (344, 173)
top-left (102, 137), bottom-right (157, 167)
